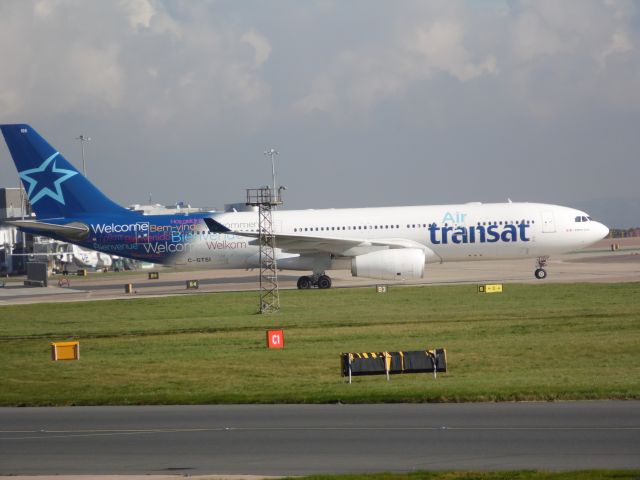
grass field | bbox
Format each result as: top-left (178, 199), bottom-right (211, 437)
top-left (293, 472), bottom-right (640, 480)
top-left (0, 282), bottom-right (639, 406)
top-left (298, 470), bottom-right (640, 480)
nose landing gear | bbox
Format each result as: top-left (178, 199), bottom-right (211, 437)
top-left (534, 256), bottom-right (549, 279)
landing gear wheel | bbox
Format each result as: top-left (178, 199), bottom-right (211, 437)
top-left (534, 268), bottom-right (547, 280)
top-left (297, 276), bottom-right (312, 289)
top-left (317, 275), bottom-right (332, 289)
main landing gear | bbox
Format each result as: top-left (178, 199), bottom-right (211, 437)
top-left (534, 256), bottom-right (549, 280)
top-left (297, 273), bottom-right (332, 289)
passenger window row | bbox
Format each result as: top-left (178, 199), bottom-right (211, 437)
top-left (294, 224), bottom-right (402, 232)
top-left (292, 219), bottom-right (536, 233)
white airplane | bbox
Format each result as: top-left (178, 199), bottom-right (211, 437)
top-left (1, 124), bottom-right (609, 289)
top-left (58, 243), bottom-right (113, 271)
top-left (206, 201), bottom-right (609, 288)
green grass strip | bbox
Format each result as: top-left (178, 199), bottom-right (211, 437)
top-left (1, 283), bottom-right (639, 406)
top-left (288, 471), bottom-right (640, 480)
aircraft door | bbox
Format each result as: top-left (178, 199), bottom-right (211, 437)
top-left (542, 211), bottom-right (556, 233)
top-left (135, 223), bottom-right (150, 244)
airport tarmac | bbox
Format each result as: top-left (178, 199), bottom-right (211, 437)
top-left (1, 402), bottom-right (639, 475)
top-left (0, 240), bottom-right (638, 305)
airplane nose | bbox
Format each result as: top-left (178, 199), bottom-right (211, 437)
top-left (596, 221), bottom-right (609, 240)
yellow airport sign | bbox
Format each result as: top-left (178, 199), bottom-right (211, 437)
top-left (478, 284), bottom-right (503, 293)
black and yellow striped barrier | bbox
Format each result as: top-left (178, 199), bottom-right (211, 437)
top-left (340, 349), bottom-right (447, 383)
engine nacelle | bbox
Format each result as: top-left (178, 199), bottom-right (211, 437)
top-left (351, 248), bottom-right (425, 280)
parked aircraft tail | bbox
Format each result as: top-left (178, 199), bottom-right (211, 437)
top-left (0, 124), bottom-right (131, 219)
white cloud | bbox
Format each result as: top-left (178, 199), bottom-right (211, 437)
top-left (0, 1), bottom-right (273, 129)
top-left (117, 0), bottom-right (156, 30)
top-left (503, 0), bottom-right (640, 117)
top-left (241, 30), bottom-right (272, 67)
top-left (0, 90), bottom-right (21, 117)
top-left (33, 0), bottom-right (69, 18)
top-left (511, 12), bottom-right (567, 61)
top-left (292, 76), bottom-right (337, 114)
top-left (599, 30), bottom-right (633, 65)
top-left (510, 0), bottom-right (636, 65)
top-left (66, 43), bottom-right (125, 108)
top-left (0, 0), bottom-right (639, 220)
top-left (1, 0), bottom-right (637, 127)
top-left (293, 10), bottom-right (498, 115)
top-left (409, 21), bottom-right (497, 81)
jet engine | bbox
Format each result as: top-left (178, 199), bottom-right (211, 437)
top-left (351, 248), bottom-right (425, 280)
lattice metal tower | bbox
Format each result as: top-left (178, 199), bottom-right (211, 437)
top-left (246, 187), bottom-right (282, 314)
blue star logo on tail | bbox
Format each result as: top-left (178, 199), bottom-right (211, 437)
top-left (19, 152), bottom-right (78, 205)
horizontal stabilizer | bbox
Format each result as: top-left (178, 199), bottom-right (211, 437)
top-left (4, 219), bottom-right (90, 241)
top-left (204, 217), bottom-right (232, 233)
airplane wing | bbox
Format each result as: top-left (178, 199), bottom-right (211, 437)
top-left (204, 217), bottom-right (431, 257)
top-left (270, 234), bottom-right (429, 256)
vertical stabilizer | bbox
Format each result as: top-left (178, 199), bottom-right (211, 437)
top-left (1, 124), bottom-right (131, 219)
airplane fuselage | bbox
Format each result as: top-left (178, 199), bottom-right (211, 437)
top-left (27, 201), bottom-right (608, 272)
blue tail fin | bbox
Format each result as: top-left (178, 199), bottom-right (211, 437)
top-left (1, 124), bottom-right (131, 219)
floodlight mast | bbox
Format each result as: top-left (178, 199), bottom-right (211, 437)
top-left (76, 134), bottom-right (91, 176)
top-left (246, 186), bottom-right (283, 314)
top-left (264, 148), bottom-right (278, 203)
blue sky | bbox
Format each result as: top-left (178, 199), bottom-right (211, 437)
top-left (1, 0), bottom-right (639, 227)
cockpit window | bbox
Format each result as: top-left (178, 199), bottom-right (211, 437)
top-left (575, 216), bottom-right (582, 222)
top-left (582, 216), bottom-right (589, 222)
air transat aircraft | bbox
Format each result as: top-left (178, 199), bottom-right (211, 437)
top-left (1, 124), bottom-right (609, 288)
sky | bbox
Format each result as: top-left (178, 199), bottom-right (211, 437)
top-left (0, 0), bottom-right (639, 227)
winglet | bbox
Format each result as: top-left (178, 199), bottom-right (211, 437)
top-left (204, 217), bottom-right (231, 233)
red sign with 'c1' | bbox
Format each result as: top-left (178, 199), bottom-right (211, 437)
top-left (267, 329), bottom-right (284, 349)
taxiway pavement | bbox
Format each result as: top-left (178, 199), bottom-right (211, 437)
top-left (1, 402), bottom-right (639, 475)
top-left (1, 240), bottom-right (638, 305)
